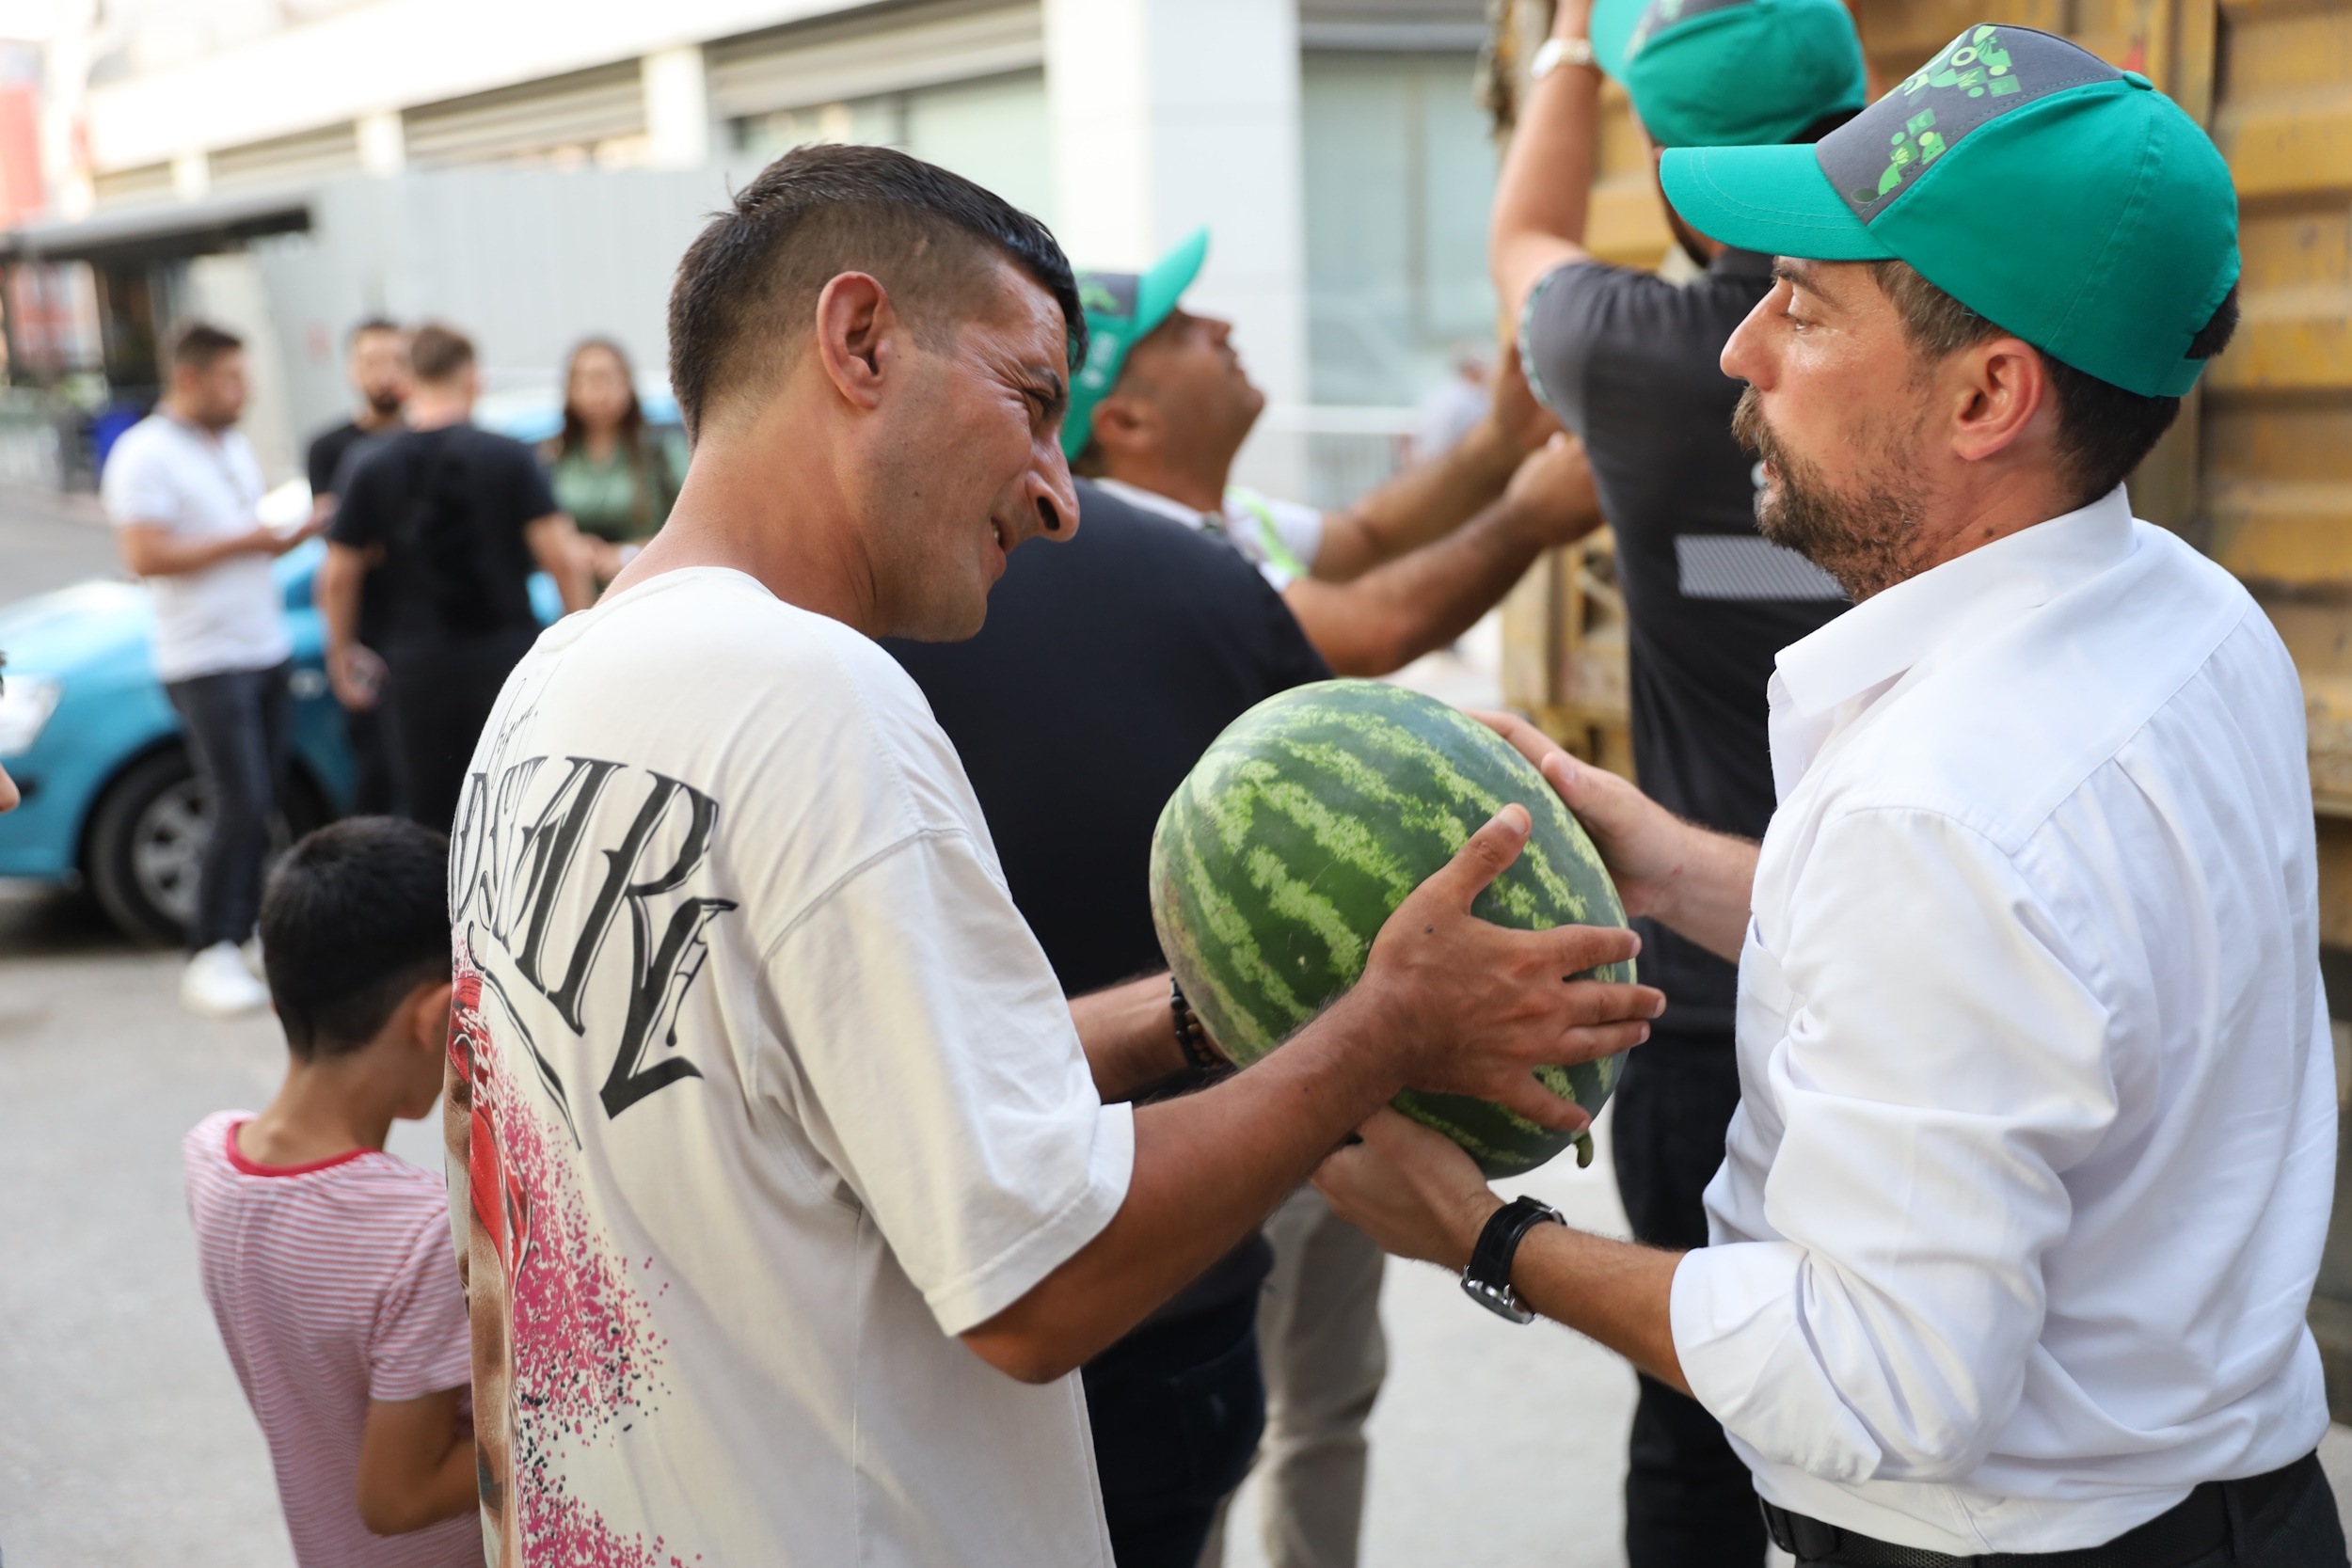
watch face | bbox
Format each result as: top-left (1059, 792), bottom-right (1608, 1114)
top-left (1460, 1274), bottom-right (1536, 1325)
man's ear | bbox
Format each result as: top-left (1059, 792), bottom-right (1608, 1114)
top-left (407, 978), bottom-right (454, 1054)
top-left (1089, 389), bottom-right (1161, 460)
top-left (1946, 336), bottom-right (2055, 466)
top-left (814, 272), bottom-right (898, 411)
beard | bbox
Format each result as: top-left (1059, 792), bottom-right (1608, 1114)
top-left (365, 387), bottom-right (405, 418)
top-left (1731, 387), bottom-right (1926, 601)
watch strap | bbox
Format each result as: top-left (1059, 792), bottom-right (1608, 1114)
top-left (1461, 1196), bottom-right (1565, 1324)
top-left (1530, 35), bottom-right (1596, 80)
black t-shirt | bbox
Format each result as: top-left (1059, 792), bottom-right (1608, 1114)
top-left (887, 481), bottom-right (1329, 1323)
top-left (1522, 251), bottom-right (1850, 1032)
top-left (307, 417), bottom-right (374, 499)
top-left (888, 479), bottom-right (1330, 996)
top-left (308, 418), bottom-right (395, 644)
top-left (327, 423), bottom-right (558, 652)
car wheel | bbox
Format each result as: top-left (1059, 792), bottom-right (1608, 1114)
top-left (84, 747), bottom-right (327, 947)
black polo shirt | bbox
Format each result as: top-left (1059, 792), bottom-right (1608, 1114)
top-left (1521, 250), bottom-right (1850, 1034)
top-left (887, 478), bottom-right (1330, 997)
top-left (886, 480), bottom-right (1329, 1324)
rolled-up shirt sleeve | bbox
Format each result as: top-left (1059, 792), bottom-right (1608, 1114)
top-left (1672, 804), bottom-right (2116, 1483)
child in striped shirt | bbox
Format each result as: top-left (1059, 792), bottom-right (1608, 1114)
top-left (183, 817), bottom-right (481, 1568)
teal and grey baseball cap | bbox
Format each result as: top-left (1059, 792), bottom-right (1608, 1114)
top-left (1661, 24), bottom-right (2239, 397)
top-left (1590, 0), bottom-right (1867, 149)
top-left (1061, 227), bottom-right (1210, 460)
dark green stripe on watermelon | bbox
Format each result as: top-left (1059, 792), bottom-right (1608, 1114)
top-left (1149, 679), bottom-right (1634, 1177)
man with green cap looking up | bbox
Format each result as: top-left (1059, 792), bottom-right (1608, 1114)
top-left (1320, 22), bottom-right (2346, 1567)
top-left (1487, 0), bottom-right (1867, 1559)
top-left (1065, 229), bottom-right (1599, 679)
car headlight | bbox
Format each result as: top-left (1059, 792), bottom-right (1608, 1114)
top-left (0, 674), bottom-right (61, 756)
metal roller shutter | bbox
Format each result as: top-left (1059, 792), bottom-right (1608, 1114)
top-left (402, 59), bottom-right (646, 168)
top-left (209, 121), bottom-right (361, 193)
top-left (707, 0), bottom-right (1042, 120)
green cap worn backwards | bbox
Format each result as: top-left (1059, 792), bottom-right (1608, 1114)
top-left (1590, 0), bottom-right (1867, 149)
top-left (1061, 226), bottom-right (1210, 460)
top-left (1660, 24), bottom-right (2240, 397)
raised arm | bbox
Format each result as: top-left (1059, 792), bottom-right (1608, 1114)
top-left (1490, 0), bottom-right (1604, 325)
top-left (960, 805), bottom-right (1664, 1383)
top-left (1285, 434), bottom-right (1600, 677)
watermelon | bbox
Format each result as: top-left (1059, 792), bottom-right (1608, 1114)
top-left (1149, 679), bottom-right (1636, 1177)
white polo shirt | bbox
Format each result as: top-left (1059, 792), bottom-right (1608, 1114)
top-left (1671, 487), bottom-right (2334, 1554)
top-left (1092, 478), bottom-right (1327, 591)
top-left (102, 413), bottom-right (286, 683)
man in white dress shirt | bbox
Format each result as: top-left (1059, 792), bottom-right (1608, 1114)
top-left (1316, 24), bottom-right (2346, 1566)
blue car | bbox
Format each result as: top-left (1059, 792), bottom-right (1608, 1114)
top-left (0, 393), bottom-right (662, 943)
top-left (0, 541), bottom-right (354, 942)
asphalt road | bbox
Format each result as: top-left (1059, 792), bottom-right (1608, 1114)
top-left (4, 485), bottom-right (2350, 1566)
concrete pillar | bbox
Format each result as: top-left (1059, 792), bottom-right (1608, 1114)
top-left (357, 109), bottom-right (405, 176)
top-left (643, 44), bottom-right (713, 170)
top-left (171, 147), bottom-right (209, 201)
top-left (1044, 0), bottom-right (1310, 497)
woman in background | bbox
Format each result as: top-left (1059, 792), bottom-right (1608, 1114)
top-left (544, 338), bottom-right (684, 580)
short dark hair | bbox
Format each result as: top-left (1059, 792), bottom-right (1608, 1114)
top-left (667, 142), bottom-right (1086, 441)
top-left (347, 315), bottom-right (402, 346)
top-left (167, 321), bottom-right (242, 372)
top-left (1868, 261), bottom-right (2240, 510)
top-left (408, 322), bottom-right (475, 385)
top-left (261, 817), bottom-right (451, 1061)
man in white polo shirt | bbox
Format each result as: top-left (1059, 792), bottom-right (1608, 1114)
top-left (106, 322), bottom-right (320, 1017)
top-left (1317, 25), bottom-right (2344, 1565)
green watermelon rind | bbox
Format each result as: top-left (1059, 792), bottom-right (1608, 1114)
top-left (1150, 680), bottom-right (1634, 1178)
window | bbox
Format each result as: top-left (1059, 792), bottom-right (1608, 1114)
top-left (1301, 51), bottom-right (1497, 406)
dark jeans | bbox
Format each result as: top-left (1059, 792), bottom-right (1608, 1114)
top-left (345, 702), bottom-right (398, 816)
top-left (1613, 1026), bottom-right (1766, 1568)
top-left (385, 630), bottom-right (534, 833)
top-left (165, 660), bottom-right (292, 952)
top-left (1083, 1289), bottom-right (1266, 1568)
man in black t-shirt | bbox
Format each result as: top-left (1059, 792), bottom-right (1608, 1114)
top-left (304, 316), bottom-right (409, 814)
top-left (319, 323), bottom-right (590, 832)
top-left (887, 479), bottom-right (1329, 1568)
top-left (1489, 0), bottom-right (1867, 1562)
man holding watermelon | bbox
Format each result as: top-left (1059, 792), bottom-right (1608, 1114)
top-left (439, 142), bottom-right (1666, 1567)
top-left (1319, 24), bottom-right (2345, 1568)
top-left (1486, 0), bottom-right (1871, 1558)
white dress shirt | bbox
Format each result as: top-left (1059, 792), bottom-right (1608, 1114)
top-left (1669, 487), bottom-right (2335, 1554)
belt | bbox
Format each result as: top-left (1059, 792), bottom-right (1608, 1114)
top-left (1761, 1451), bottom-right (2319, 1567)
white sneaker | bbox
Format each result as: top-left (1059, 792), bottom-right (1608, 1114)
top-left (183, 942), bottom-right (271, 1017)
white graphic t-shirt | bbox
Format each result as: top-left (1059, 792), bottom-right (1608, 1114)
top-left (443, 567), bottom-right (1133, 1567)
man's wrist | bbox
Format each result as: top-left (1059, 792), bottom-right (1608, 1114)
top-left (1447, 1190), bottom-right (1508, 1274)
top-left (1549, 1), bottom-right (1594, 42)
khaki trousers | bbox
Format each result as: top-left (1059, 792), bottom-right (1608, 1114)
top-left (1200, 1186), bottom-right (1388, 1568)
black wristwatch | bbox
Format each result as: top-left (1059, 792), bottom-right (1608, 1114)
top-left (1460, 1196), bottom-right (1565, 1324)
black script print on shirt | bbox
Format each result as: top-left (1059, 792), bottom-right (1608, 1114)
top-left (451, 725), bottom-right (739, 1130)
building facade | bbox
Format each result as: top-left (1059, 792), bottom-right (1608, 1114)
top-left (10, 0), bottom-right (1498, 499)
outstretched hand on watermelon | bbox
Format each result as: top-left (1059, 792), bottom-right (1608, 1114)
top-left (1151, 679), bottom-right (1658, 1176)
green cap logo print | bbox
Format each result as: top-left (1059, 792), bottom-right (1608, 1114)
top-left (1865, 26), bottom-right (2017, 200)
top-left (1818, 24), bottom-right (2122, 223)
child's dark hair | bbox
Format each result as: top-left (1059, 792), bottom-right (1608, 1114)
top-left (261, 817), bottom-right (451, 1060)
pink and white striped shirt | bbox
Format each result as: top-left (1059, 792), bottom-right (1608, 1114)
top-left (183, 1110), bottom-right (481, 1568)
